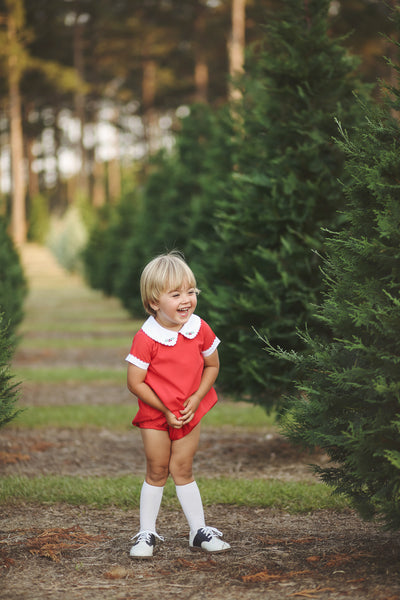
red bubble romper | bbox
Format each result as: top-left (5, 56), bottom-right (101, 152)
top-left (125, 314), bottom-right (220, 440)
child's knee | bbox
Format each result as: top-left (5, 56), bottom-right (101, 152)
top-left (169, 460), bottom-right (193, 485)
top-left (146, 463), bottom-right (169, 486)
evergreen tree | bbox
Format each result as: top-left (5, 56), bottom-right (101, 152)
top-left (0, 218), bottom-right (24, 429)
top-left (277, 25), bottom-right (400, 529)
top-left (82, 190), bottom-right (140, 296)
top-left (201, 0), bottom-right (370, 407)
top-left (0, 315), bottom-right (21, 429)
top-left (0, 217), bottom-right (27, 335)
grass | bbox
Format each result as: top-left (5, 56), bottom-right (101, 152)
top-left (19, 335), bottom-right (133, 351)
top-left (202, 401), bottom-right (276, 428)
top-left (14, 367), bottom-right (125, 384)
top-left (11, 402), bottom-right (276, 430)
top-left (19, 320), bottom-right (140, 336)
top-left (12, 405), bottom-right (133, 429)
top-left (0, 475), bottom-right (349, 512)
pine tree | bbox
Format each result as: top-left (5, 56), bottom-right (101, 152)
top-left (201, 0), bottom-right (370, 407)
top-left (278, 19), bottom-right (400, 529)
top-left (0, 315), bottom-right (21, 429)
top-left (82, 191), bottom-right (140, 296)
top-left (0, 217), bottom-right (27, 335)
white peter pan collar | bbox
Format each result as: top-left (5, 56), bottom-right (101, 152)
top-left (142, 314), bottom-right (201, 346)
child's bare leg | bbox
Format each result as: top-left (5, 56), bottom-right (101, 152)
top-left (169, 425), bottom-right (205, 533)
top-left (130, 429), bottom-right (171, 559)
top-left (169, 424), bottom-right (201, 485)
top-left (141, 428), bottom-right (171, 486)
top-left (170, 425), bottom-right (230, 553)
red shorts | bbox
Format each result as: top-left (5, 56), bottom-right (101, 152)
top-left (132, 390), bottom-right (217, 441)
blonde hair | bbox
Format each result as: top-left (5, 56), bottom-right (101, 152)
top-left (140, 251), bottom-right (199, 316)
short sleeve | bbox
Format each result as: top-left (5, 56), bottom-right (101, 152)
top-left (125, 330), bottom-right (154, 370)
top-left (200, 319), bottom-right (220, 357)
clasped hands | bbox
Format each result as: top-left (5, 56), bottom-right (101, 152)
top-left (165, 394), bottom-right (201, 429)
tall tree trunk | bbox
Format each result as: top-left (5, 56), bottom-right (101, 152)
top-left (388, 0), bottom-right (399, 118)
top-left (73, 14), bottom-right (88, 198)
top-left (229, 0), bottom-right (246, 101)
top-left (194, 7), bottom-right (208, 103)
top-left (142, 57), bottom-right (158, 154)
top-left (53, 109), bottom-right (66, 212)
top-left (26, 136), bottom-right (39, 200)
top-left (92, 161), bottom-right (106, 208)
top-left (8, 9), bottom-right (26, 246)
top-left (107, 158), bottom-right (121, 203)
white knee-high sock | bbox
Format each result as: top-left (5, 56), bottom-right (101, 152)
top-left (139, 481), bottom-right (164, 532)
top-left (175, 481), bottom-right (206, 533)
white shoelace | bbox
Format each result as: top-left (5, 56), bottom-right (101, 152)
top-left (198, 526), bottom-right (223, 539)
top-left (131, 530), bottom-right (164, 543)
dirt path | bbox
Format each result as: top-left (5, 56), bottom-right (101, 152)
top-left (1, 244), bottom-right (400, 600)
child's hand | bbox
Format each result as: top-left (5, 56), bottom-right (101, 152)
top-left (180, 394), bottom-right (201, 425)
top-left (166, 410), bottom-right (183, 429)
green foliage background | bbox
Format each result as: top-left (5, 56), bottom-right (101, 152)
top-left (83, 1), bottom-right (369, 407)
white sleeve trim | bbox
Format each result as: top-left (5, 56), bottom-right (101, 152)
top-left (125, 353), bottom-right (149, 370)
top-left (202, 336), bottom-right (220, 358)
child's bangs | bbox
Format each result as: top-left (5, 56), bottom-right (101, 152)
top-left (164, 261), bottom-right (196, 292)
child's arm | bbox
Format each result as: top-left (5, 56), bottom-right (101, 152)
top-left (127, 364), bottom-right (183, 429)
top-left (179, 349), bottom-right (220, 425)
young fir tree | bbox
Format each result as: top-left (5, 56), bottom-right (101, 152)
top-left (82, 191), bottom-right (140, 297)
top-left (0, 217), bottom-right (27, 335)
top-left (0, 315), bottom-right (20, 429)
top-left (200, 0), bottom-right (370, 408)
top-left (0, 218), bottom-right (25, 427)
top-left (277, 33), bottom-right (400, 528)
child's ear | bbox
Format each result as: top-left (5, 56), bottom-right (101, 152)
top-left (150, 300), bottom-right (159, 312)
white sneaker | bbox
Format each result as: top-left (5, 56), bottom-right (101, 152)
top-left (129, 530), bottom-right (164, 559)
top-left (189, 527), bottom-right (231, 553)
